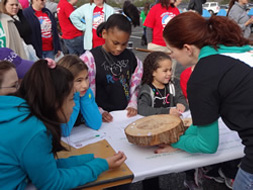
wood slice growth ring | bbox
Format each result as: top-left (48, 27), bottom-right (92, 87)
top-left (125, 114), bottom-right (186, 146)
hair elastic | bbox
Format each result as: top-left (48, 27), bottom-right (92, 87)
top-left (122, 12), bottom-right (132, 22)
top-left (45, 58), bottom-right (56, 69)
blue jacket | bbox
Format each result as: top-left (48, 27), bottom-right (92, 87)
top-left (61, 88), bottom-right (102, 137)
top-left (0, 96), bottom-right (108, 190)
top-left (23, 6), bottom-right (61, 58)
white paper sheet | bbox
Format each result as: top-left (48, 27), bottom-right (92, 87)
top-left (62, 111), bottom-right (244, 183)
top-left (61, 125), bottom-right (106, 149)
top-left (61, 110), bottom-right (143, 149)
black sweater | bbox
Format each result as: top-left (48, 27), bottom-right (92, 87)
top-left (12, 10), bottom-right (33, 45)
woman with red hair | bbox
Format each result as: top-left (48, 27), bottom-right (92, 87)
top-left (157, 12), bottom-right (253, 190)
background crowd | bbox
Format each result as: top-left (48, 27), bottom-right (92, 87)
top-left (0, 0), bottom-right (253, 189)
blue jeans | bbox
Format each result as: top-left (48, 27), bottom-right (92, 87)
top-left (63, 35), bottom-right (84, 56)
top-left (233, 168), bottom-right (253, 190)
top-left (42, 50), bottom-right (55, 60)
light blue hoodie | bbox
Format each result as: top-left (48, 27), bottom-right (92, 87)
top-left (70, 3), bottom-right (114, 50)
top-left (61, 88), bottom-right (102, 137)
top-left (0, 95), bottom-right (108, 190)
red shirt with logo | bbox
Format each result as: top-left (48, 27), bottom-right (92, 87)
top-left (92, 6), bottom-right (105, 48)
top-left (57, 0), bottom-right (83, 39)
top-left (144, 3), bottom-right (180, 46)
top-left (35, 10), bottom-right (53, 51)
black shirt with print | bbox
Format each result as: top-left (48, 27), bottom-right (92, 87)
top-left (91, 46), bottom-right (137, 112)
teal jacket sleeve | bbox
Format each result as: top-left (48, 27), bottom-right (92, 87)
top-left (171, 120), bottom-right (219, 154)
top-left (56, 154), bottom-right (95, 168)
top-left (21, 131), bottom-right (109, 190)
top-left (80, 88), bottom-right (102, 130)
top-left (60, 92), bottom-right (81, 137)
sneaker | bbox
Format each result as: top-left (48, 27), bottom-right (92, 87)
top-left (184, 180), bottom-right (203, 190)
top-left (218, 168), bottom-right (234, 189)
top-left (204, 168), bottom-right (225, 183)
top-left (201, 166), bottom-right (213, 174)
top-left (194, 168), bottom-right (204, 186)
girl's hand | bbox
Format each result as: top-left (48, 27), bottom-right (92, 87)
top-left (176, 103), bottom-right (185, 113)
top-left (102, 111), bottom-right (113, 122)
top-left (126, 107), bottom-right (137, 117)
top-left (169, 107), bottom-right (181, 117)
top-left (154, 144), bottom-right (178, 154)
top-left (106, 151), bottom-right (127, 169)
top-left (245, 17), bottom-right (253, 26)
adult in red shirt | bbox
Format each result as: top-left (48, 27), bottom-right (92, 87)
top-left (57, 0), bottom-right (84, 55)
top-left (144, 0), bottom-right (180, 50)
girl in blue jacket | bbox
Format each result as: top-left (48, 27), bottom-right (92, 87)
top-left (57, 55), bottom-right (102, 137)
top-left (0, 59), bottom-right (126, 190)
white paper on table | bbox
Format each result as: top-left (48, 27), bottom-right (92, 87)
top-left (109, 110), bottom-right (129, 122)
top-left (61, 111), bottom-right (142, 149)
top-left (101, 110), bottom-right (143, 133)
top-left (61, 110), bottom-right (244, 183)
top-left (105, 116), bottom-right (244, 183)
top-left (61, 125), bottom-right (106, 149)
top-left (181, 110), bottom-right (191, 119)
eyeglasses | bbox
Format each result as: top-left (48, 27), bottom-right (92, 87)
top-left (0, 82), bottom-right (20, 90)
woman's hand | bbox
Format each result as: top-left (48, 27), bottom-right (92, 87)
top-left (106, 151), bottom-right (127, 169)
top-left (102, 111), bottom-right (113, 122)
top-left (126, 107), bottom-right (137, 117)
top-left (154, 144), bottom-right (178, 154)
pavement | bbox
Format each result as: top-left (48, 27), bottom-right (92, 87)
top-left (124, 25), bottom-right (235, 190)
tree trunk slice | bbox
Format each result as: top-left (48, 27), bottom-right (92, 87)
top-left (125, 114), bottom-right (186, 146)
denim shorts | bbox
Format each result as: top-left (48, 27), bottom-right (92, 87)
top-left (233, 168), bottom-right (253, 190)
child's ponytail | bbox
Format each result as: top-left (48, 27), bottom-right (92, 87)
top-left (96, 0), bottom-right (140, 37)
top-left (96, 21), bottom-right (107, 38)
top-left (205, 15), bottom-right (252, 48)
top-left (17, 59), bottom-right (74, 154)
top-left (123, 0), bottom-right (140, 27)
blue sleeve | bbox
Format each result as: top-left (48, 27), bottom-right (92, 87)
top-left (21, 131), bottom-right (109, 190)
top-left (171, 120), bottom-right (219, 154)
top-left (60, 92), bottom-right (80, 137)
top-left (80, 88), bottom-right (102, 130)
top-left (56, 154), bottom-right (95, 168)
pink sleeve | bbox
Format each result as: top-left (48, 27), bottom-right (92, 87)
top-left (80, 51), bottom-right (106, 114)
top-left (127, 57), bottom-right (143, 109)
top-left (80, 51), bottom-right (96, 96)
